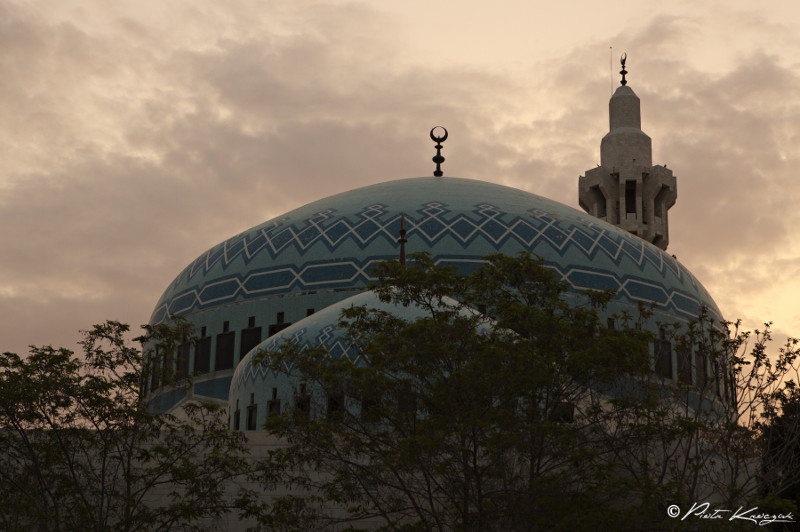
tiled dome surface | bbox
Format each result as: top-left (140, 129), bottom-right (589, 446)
top-left (151, 177), bottom-right (718, 324)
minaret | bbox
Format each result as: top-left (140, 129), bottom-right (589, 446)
top-left (579, 54), bottom-right (676, 250)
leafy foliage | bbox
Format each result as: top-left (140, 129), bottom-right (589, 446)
top-left (247, 253), bottom-right (800, 531)
top-left (0, 320), bottom-right (251, 531)
top-left (248, 254), bottom-right (639, 530)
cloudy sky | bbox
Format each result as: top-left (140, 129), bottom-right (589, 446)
top-left (2, 0), bottom-right (799, 356)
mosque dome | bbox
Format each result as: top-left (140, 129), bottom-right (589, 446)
top-left (145, 176), bottom-right (720, 414)
top-left (228, 290), bottom-right (480, 430)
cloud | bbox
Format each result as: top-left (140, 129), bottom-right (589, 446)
top-left (1, 1), bottom-right (799, 358)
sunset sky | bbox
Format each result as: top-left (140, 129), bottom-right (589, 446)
top-left (2, 0), bottom-right (799, 356)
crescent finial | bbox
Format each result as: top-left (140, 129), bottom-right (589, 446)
top-left (430, 126), bottom-right (448, 177)
top-left (619, 52), bottom-right (628, 86)
top-left (430, 126), bottom-right (448, 143)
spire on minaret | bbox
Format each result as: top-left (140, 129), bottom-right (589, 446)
top-left (578, 54), bottom-right (677, 250)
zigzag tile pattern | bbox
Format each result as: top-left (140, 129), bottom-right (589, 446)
top-left (152, 198), bottom-right (716, 324)
top-left (164, 202), bottom-right (685, 287)
top-left (233, 324), bottom-right (366, 389)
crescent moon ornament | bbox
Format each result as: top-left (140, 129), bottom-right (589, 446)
top-left (429, 126), bottom-right (448, 177)
top-left (430, 126), bottom-right (448, 143)
top-left (619, 52), bottom-right (628, 86)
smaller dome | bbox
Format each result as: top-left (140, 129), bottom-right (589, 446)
top-left (229, 290), bottom-right (472, 430)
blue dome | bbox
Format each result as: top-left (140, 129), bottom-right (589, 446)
top-left (230, 291), bottom-right (418, 426)
top-left (152, 177), bottom-right (717, 321)
top-left (145, 177), bottom-right (720, 413)
top-left (229, 290), bottom-right (483, 430)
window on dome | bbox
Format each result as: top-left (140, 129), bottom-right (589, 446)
top-left (268, 311), bottom-right (292, 337)
top-left (150, 354), bottom-right (160, 390)
top-left (246, 395), bottom-right (258, 431)
top-left (268, 387), bottom-right (281, 418)
top-left (195, 335), bottom-right (211, 374)
top-left (163, 348), bottom-right (174, 383)
top-left (696, 353), bottom-right (708, 390)
top-left (295, 383), bottom-right (311, 418)
top-left (655, 328), bottom-right (672, 379)
top-left (240, 316), bottom-right (262, 359)
top-left (176, 341), bottom-right (190, 381)
top-left (306, 308), bottom-right (315, 317)
top-left (233, 400), bottom-right (241, 431)
top-left (655, 340), bottom-right (672, 379)
top-left (215, 330), bottom-right (235, 370)
top-left (327, 390), bottom-right (344, 421)
top-left (361, 392), bottom-right (381, 423)
top-left (677, 350), bottom-right (692, 384)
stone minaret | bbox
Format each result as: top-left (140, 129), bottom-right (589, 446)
top-left (579, 55), bottom-right (676, 250)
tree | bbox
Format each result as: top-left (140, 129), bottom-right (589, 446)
top-left (248, 253), bottom-right (800, 531)
top-left (0, 320), bottom-right (252, 531)
top-left (759, 339), bottom-right (800, 531)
